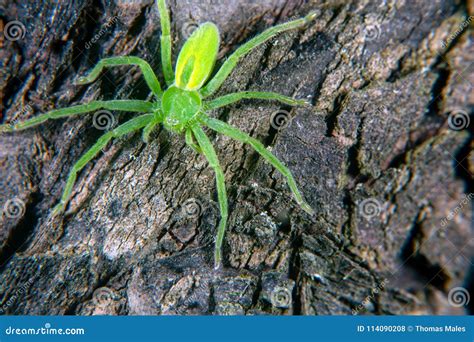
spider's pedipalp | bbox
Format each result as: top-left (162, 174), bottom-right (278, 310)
top-left (202, 116), bottom-right (314, 216)
top-left (191, 124), bottom-right (228, 269)
top-left (76, 56), bottom-right (163, 97)
top-left (142, 120), bottom-right (160, 143)
top-left (0, 100), bottom-right (153, 132)
top-left (185, 129), bottom-right (203, 154)
top-left (51, 113), bottom-right (155, 216)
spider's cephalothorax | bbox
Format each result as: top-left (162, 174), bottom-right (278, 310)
top-left (0, 0), bottom-right (316, 268)
top-left (161, 86), bottom-right (202, 133)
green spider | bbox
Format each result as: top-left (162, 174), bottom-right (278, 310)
top-left (0, 0), bottom-right (315, 268)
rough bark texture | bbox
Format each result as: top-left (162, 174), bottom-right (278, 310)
top-left (0, 0), bottom-right (473, 315)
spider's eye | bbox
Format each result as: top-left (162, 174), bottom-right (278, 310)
top-left (175, 22), bottom-right (220, 91)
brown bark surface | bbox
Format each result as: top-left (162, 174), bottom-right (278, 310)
top-left (0, 0), bottom-right (472, 315)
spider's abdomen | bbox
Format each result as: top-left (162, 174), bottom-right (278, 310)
top-left (175, 22), bottom-right (219, 91)
top-left (162, 86), bottom-right (202, 133)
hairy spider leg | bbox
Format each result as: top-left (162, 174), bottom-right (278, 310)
top-left (191, 125), bottom-right (228, 269)
top-left (51, 114), bottom-right (155, 216)
top-left (185, 129), bottom-right (203, 154)
top-left (142, 120), bottom-right (161, 143)
top-left (200, 12), bottom-right (317, 98)
top-left (205, 91), bottom-right (308, 110)
top-left (157, 0), bottom-right (174, 85)
top-left (202, 116), bottom-right (314, 215)
top-left (0, 100), bottom-right (154, 132)
top-left (75, 56), bottom-right (163, 97)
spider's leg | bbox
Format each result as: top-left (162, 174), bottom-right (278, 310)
top-left (191, 125), bottom-right (228, 269)
top-left (142, 120), bottom-right (160, 143)
top-left (200, 12), bottom-right (317, 98)
top-left (205, 91), bottom-right (308, 110)
top-left (52, 113), bottom-right (154, 216)
top-left (202, 116), bottom-right (314, 215)
top-left (185, 128), bottom-right (202, 154)
top-left (0, 100), bottom-right (153, 132)
top-left (157, 0), bottom-right (174, 85)
top-left (76, 57), bottom-right (163, 97)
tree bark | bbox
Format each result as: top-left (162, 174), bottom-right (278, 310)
top-left (0, 0), bottom-right (472, 315)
